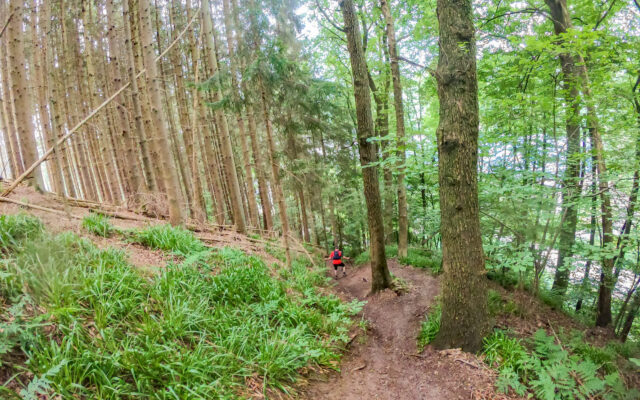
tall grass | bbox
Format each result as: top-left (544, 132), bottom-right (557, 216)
top-left (1, 228), bottom-right (362, 398)
top-left (129, 224), bottom-right (206, 256)
top-left (81, 213), bottom-right (114, 237)
top-left (0, 213), bottom-right (43, 254)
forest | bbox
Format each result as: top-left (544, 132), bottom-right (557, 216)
top-left (1, 0), bottom-right (640, 398)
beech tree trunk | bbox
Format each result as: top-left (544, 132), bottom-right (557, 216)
top-left (432, 0), bottom-right (488, 352)
top-left (380, 0), bottom-right (408, 259)
top-left (340, 0), bottom-right (392, 293)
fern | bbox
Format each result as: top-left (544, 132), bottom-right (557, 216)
top-left (20, 360), bottom-right (67, 400)
top-left (483, 329), bottom-right (635, 399)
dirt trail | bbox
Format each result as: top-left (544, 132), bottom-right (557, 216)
top-left (301, 261), bottom-right (505, 400)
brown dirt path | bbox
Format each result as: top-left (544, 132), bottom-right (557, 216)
top-left (300, 260), bottom-right (510, 400)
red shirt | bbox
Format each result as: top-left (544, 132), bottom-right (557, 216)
top-left (330, 250), bottom-right (342, 264)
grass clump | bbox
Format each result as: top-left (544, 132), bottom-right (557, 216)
top-left (487, 289), bottom-right (524, 317)
top-left (130, 224), bottom-right (206, 256)
top-left (482, 329), bottom-right (637, 399)
top-left (1, 229), bottom-right (361, 398)
top-left (81, 213), bottom-right (114, 237)
top-left (417, 302), bottom-right (442, 350)
top-left (0, 213), bottom-right (43, 254)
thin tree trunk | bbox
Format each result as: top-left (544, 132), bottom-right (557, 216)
top-left (381, 0), bottom-right (408, 258)
top-left (139, 0), bottom-right (184, 225)
top-left (431, 0), bottom-right (488, 352)
top-left (201, 0), bottom-right (246, 233)
top-left (340, 0), bottom-right (391, 292)
top-left (7, 0), bottom-right (44, 190)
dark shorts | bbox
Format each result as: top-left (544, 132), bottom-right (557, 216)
top-left (333, 262), bottom-right (345, 269)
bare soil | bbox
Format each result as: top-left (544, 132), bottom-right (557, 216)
top-left (300, 261), bottom-right (514, 400)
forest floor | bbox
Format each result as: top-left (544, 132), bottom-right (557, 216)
top-left (300, 261), bottom-right (513, 400)
top-left (2, 185), bottom-right (637, 398)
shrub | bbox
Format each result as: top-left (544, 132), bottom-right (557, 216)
top-left (82, 214), bottom-right (114, 237)
top-left (130, 224), bottom-right (206, 256)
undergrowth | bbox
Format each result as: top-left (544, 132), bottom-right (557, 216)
top-left (353, 246), bottom-right (442, 275)
top-left (0, 213), bottom-right (43, 254)
top-left (483, 329), bottom-right (639, 399)
top-left (1, 219), bottom-right (362, 398)
top-left (417, 301), bottom-right (442, 351)
top-left (129, 223), bottom-right (206, 256)
top-left (81, 213), bottom-right (115, 237)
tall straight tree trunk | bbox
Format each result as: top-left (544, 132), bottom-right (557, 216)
top-left (432, 0), bottom-right (488, 352)
top-left (7, 0), bottom-right (44, 190)
top-left (259, 80), bottom-right (292, 267)
top-left (340, 0), bottom-right (392, 293)
top-left (201, 0), bottom-right (246, 233)
top-left (544, 0), bottom-right (615, 327)
top-left (32, 3), bottom-right (64, 195)
top-left (222, 0), bottom-right (260, 228)
top-left (139, 0), bottom-right (184, 225)
top-left (550, 32), bottom-right (582, 294)
top-left (247, 106), bottom-right (273, 230)
top-left (122, 0), bottom-right (149, 197)
top-left (380, 0), bottom-right (408, 258)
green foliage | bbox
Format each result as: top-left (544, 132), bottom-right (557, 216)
top-left (0, 214), bottom-right (43, 254)
top-left (483, 329), bottom-right (638, 399)
top-left (399, 248), bottom-right (442, 275)
top-left (130, 224), bottom-right (206, 256)
top-left (81, 213), bottom-right (114, 237)
top-left (487, 290), bottom-right (524, 317)
top-left (417, 302), bottom-right (441, 350)
top-left (353, 251), bottom-right (370, 265)
top-left (0, 228), bottom-right (360, 398)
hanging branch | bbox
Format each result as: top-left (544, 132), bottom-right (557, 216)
top-left (1, 7), bottom-right (201, 198)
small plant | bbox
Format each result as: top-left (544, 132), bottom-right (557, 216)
top-left (418, 302), bottom-right (442, 350)
top-left (82, 213), bottom-right (114, 237)
top-left (353, 251), bottom-right (370, 265)
top-left (130, 224), bottom-right (206, 256)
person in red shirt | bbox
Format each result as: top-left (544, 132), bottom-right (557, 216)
top-left (326, 246), bottom-right (349, 278)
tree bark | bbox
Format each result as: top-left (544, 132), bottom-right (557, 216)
top-left (432, 0), bottom-right (488, 352)
top-left (340, 0), bottom-right (392, 293)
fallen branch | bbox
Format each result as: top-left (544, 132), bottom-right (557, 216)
top-left (0, 12), bottom-right (13, 39)
top-left (1, 8), bottom-right (201, 197)
top-left (0, 196), bottom-right (80, 219)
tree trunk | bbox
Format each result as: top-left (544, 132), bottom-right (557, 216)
top-left (340, 0), bottom-right (392, 293)
top-left (7, 0), bottom-right (44, 190)
top-left (620, 288), bottom-right (640, 342)
top-left (122, 0), bottom-right (149, 197)
top-left (549, 28), bottom-right (582, 295)
top-left (139, 0), bottom-right (184, 225)
top-left (432, 0), bottom-right (488, 352)
top-left (201, 0), bottom-right (246, 233)
top-left (380, 0), bottom-right (408, 259)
